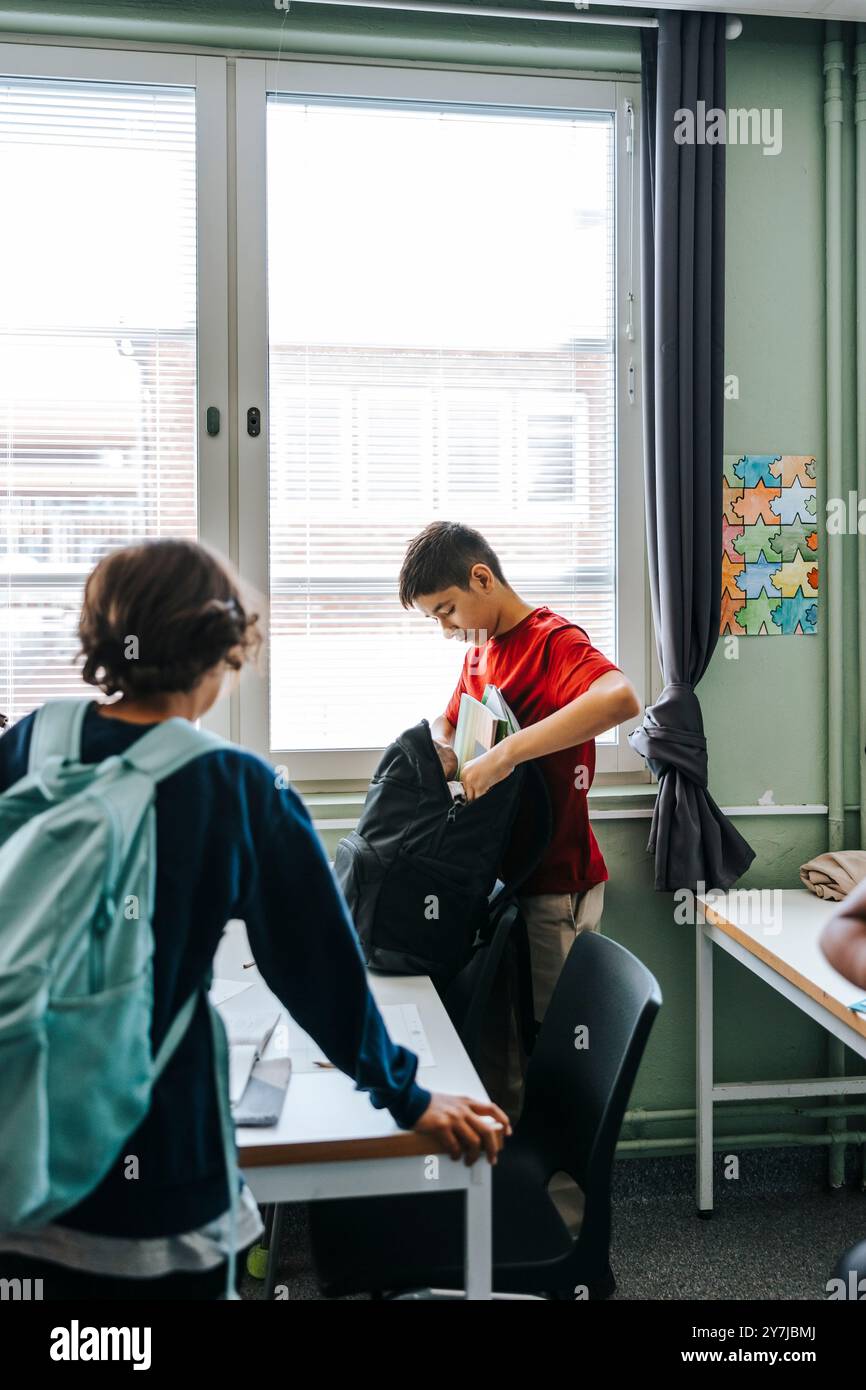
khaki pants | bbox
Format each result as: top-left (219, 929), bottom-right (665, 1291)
top-left (477, 883), bottom-right (606, 1126)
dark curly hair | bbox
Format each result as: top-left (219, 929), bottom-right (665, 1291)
top-left (77, 539), bottom-right (264, 699)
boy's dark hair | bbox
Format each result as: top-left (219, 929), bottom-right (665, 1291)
top-left (78, 539), bottom-right (264, 698)
top-left (398, 522), bottom-right (507, 608)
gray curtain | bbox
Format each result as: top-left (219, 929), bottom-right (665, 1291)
top-left (630, 11), bottom-right (755, 892)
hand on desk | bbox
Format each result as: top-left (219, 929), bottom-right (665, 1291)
top-left (413, 1093), bottom-right (511, 1165)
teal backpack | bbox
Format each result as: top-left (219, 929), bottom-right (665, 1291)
top-left (0, 698), bottom-right (243, 1299)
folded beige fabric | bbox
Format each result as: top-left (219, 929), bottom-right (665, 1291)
top-left (800, 850), bottom-right (866, 901)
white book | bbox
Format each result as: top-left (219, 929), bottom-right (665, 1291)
top-left (453, 692), bottom-right (499, 777)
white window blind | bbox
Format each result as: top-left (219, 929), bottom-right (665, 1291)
top-left (0, 76), bottom-right (198, 723)
top-left (266, 96), bottom-right (616, 753)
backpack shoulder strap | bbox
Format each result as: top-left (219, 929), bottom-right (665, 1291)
top-left (27, 699), bottom-right (91, 773)
top-left (118, 716), bottom-right (228, 785)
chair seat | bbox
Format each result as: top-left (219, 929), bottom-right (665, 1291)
top-left (309, 1137), bottom-right (577, 1298)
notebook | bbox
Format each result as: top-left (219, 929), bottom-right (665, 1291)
top-left (219, 988), bottom-right (281, 1107)
top-left (233, 1056), bottom-right (292, 1126)
top-left (482, 684), bottom-right (520, 736)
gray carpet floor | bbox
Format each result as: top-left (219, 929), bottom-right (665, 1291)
top-left (240, 1147), bottom-right (866, 1301)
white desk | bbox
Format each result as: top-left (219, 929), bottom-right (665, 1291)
top-left (696, 889), bottom-right (866, 1214)
top-left (213, 921), bottom-right (493, 1299)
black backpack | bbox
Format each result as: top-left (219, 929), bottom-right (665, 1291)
top-left (334, 719), bottom-right (551, 987)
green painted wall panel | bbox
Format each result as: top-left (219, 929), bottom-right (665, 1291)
top-left (0, 0), bottom-right (640, 70)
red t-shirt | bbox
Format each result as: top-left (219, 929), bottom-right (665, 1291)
top-left (444, 606), bottom-right (620, 895)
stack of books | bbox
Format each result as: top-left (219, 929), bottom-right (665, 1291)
top-left (452, 685), bottom-right (520, 779)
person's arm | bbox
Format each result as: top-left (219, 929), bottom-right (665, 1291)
top-left (462, 669), bottom-right (640, 800)
top-left (820, 877), bottom-right (866, 988)
top-left (433, 659), bottom-right (467, 781)
top-left (431, 713), bottom-right (457, 780)
top-left (242, 782), bottom-right (509, 1161)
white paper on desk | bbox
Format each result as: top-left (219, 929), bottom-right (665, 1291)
top-left (382, 1003), bottom-right (435, 1068)
top-left (284, 1003), bottom-right (435, 1072)
top-left (282, 1018), bottom-right (333, 1073)
top-left (209, 977), bottom-right (252, 1007)
top-left (223, 1003), bottom-right (280, 1052)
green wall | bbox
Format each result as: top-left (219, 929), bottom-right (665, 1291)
top-left (2, 2), bottom-right (863, 1151)
top-left (603, 15), bottom-right (866, 1144)
top-left (0, 0), bottom-right (640, 71)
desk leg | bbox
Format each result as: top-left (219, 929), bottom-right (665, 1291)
top-left (464, 1161), bottom-right (492, 1300)
top-left (696, 922), bottom-right (713, 1217)
top-left (828, 1034), bottom-right (847, 1189)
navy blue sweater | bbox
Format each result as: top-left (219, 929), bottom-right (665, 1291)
top-left (0, 703), bottom-right (431, 1238)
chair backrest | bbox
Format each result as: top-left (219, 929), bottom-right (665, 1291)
top-left (517, 930), bottom-right (661, 1263)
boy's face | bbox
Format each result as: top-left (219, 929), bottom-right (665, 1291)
top-left (413, 567), bottom-right (498, 644)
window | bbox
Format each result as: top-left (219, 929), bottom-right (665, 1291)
top-left (0, 47), bottom-right (228, 727)
top-left (236, 65), bottom-right (643, 776)
top-left (0, 50), bottom-right (642, 776)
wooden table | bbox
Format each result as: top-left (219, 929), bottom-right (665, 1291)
top-left (213, 920), bottom-right (494, 1298)
top-left (696, 889), bottom-right (866, 1215)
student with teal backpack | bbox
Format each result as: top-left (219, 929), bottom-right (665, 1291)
top-left (0, 539), bottom-right (508, 1300)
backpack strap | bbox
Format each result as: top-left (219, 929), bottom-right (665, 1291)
top-left (27, 699), bottom-right (91, 773)
top-left (152, 985), bottom-right (240, 1301)
top-left (28, 703), bottom-right (226, 786)
top-left (114, 717), bottom-right (227, 785)
top-left (152, 988), bottom-right (201, 1081)
top-left (207, 998), bottom-right (241, 1301)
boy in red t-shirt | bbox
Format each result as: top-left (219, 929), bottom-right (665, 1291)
top-left (399, 521), bottom-right (641, 1124)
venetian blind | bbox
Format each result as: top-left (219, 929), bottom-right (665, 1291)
top-left (0, 76), bottom-right (198, 723)
top-left (267, 94), bottom-right (617, 751)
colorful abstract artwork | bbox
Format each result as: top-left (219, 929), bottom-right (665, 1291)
top-left (721, 454), bottom-right (818, 636)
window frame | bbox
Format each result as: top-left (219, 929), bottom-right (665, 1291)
top-left (0, 41), bottom-right (232, 736)
top-left (235, 58), bottom-right (645, 781)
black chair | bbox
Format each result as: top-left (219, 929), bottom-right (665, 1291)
top-left (308, 930), bottom-right (662, 1299)
top-left (830, 1240), bottom-right (866, 1298)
